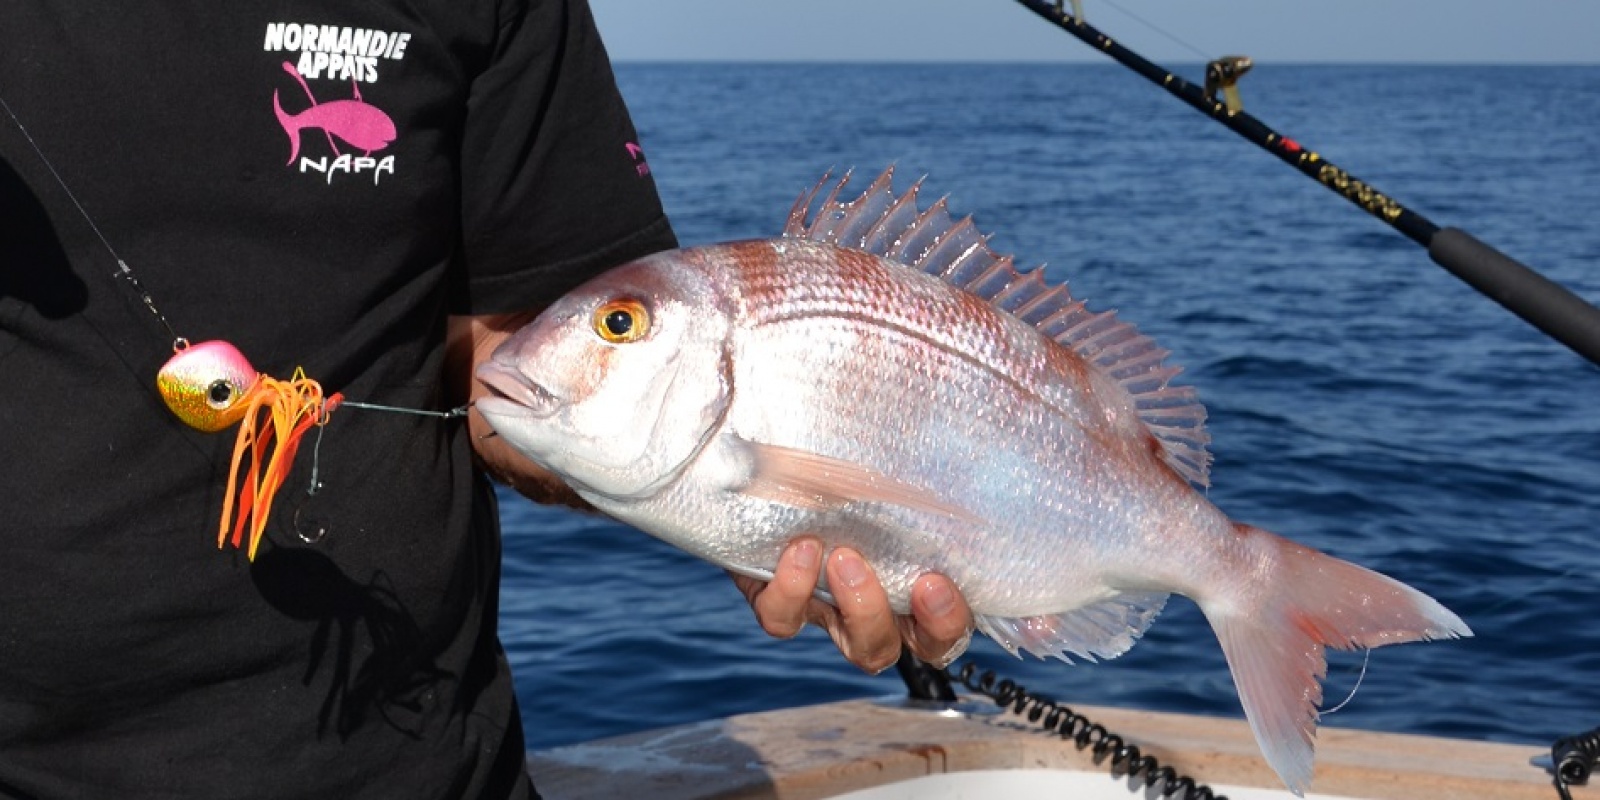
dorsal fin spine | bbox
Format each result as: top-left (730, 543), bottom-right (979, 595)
top-left (783, 177), bottom-right (826, 235)
top-left (870, 181), bottom-right (924, 257)
top-left (968, 257), bottom-right (1018, 300)
top-left (940, 239), bottom-right (988, 283)
top-left (842, 170), bottom-right (898, 248)
top-left (1061, 310), bottom-right (1119, 352)
top-left (1123, 369), bottom-right (1182, 396)
top-left (994, 269), bottom-right (1049, 314)
top-left (1013, 283), bottom-right (1067, 323)
top-left (1086, 328), bottom-right (1144, 362)
top-left (1110, 354), bottom-right (1174, 385)
top-left (903, 197), bottom-right (955, 269)
top-left (885, 178), bottom-right (928, 257)
top-left (1038, 299), bottom-right (1090, 335)
top-left (781, 168), bottom-right (1213, 487)
top-left (920, 220), bottom-right (982, 279)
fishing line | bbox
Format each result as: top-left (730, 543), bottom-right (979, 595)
top-left (0, 92), bottom-right (128, 268)
top-left (1480, 565), bottom-right (1580, 615)
top-left (1319, 648), bottom-right (1371, 716)
top-left (340, 400), bottom-right (469, 418)
top-left (1097, 0), bottom-right (1213, 63)
top-left (0, 91), bottom-right (188, 348)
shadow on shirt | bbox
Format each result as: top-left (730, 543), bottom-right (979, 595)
top-left (0, 156), bottom-right (87, 321)
top-left (251, 547), bottom-right (451, 740)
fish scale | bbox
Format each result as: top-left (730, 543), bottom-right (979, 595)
top-left (475, 168), bottom-right (1471, 796)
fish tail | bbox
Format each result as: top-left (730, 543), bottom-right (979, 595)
top-left (273, 89), bottom-right (300, 165)
top-left (1204, 523), bottom-right (1471, 796)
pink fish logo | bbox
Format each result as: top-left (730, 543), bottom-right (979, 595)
top-left (272, 62), bottom-right (396, 165)
top-left (625, 141), bottom-right (650, 177)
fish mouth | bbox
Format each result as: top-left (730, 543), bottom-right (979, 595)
top-left (475, 361), bottom-right (561, 419)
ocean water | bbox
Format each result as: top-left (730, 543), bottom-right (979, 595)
top-left (499, 64), bottom-right (1600, 753)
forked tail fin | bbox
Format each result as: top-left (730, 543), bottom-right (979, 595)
top-left (272, 89), bottom-right (300, 165)
top-left (1206, 523), bottom-right (1471, 795)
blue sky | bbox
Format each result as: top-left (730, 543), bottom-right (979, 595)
top-left (591, 1), bottom-right (1597, 64)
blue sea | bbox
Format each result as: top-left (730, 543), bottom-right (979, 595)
top-left (499, 64), bottom-right (1600, 753)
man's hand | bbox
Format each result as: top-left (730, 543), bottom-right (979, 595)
top-left (447, 312), bottom-right (589, 508)
top-left (731, 539), bottom-right (975, 674)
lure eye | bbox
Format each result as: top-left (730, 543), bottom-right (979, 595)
top-left (592, 298), bottom-right (651, 344)
top-left (207, 379), bottom-right (236, 409)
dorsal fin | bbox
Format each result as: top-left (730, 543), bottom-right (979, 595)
top-left (783, 168), bottom-right (1212, 487)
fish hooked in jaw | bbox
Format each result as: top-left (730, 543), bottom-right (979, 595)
top-left (476, 359), bottom-right (562, 420)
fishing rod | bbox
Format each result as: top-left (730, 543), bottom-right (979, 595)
top-left (1012, 0), bottom-right (1600, 368)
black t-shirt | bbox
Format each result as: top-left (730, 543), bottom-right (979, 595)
top-left (0, 2), bottom-right (675, 797)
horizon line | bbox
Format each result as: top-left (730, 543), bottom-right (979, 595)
top-left (612, 59), bottom-right (1600, 68)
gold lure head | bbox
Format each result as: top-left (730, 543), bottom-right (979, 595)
top-left (156, 340), bottom-right (261, 432)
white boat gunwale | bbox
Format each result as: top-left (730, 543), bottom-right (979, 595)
top-left (528, 695), bottom-right (1571, 799)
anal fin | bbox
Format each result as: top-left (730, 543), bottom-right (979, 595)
top-left (976, 591), bottom-right (1169, 663)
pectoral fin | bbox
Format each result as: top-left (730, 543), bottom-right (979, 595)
top-left (734, 438), bottom-right (983, 526)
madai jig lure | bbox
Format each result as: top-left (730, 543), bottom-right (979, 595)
top-left (156, 340), bottom-right (343, 559)
top-left (2, 92), bottom-right (462, 561)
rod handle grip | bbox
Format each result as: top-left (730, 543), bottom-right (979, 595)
top-left (1429, 227), bottom-right (1600, 367)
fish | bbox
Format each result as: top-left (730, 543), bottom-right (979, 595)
top-left (271, 62), bottom-right (396, 164)
top-left (473, 168), bottom-right (1471, 795)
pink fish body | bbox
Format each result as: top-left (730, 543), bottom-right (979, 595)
top-left (272, 91), bottom-right (396, 164)
top-left (475, 169), bottom-right (1470, 795)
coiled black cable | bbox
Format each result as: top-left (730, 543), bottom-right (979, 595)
top-left (1553, 726), bottom-right (1600, 800)
top-left (949, 663), bottom-right (1225, 800)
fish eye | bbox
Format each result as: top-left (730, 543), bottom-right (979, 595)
top-left (206, 379), bottom-right (235, 408)
top-left (592, 298), bottom-right (651, 344)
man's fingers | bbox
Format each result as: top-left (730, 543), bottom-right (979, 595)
top-left (736, 540), bottom-right (976, 676)
top-left (823, 548), bottom-right (902, 674)
top-left (903, 572), bottom-right (976, 667)
top-left (746, 538), bottom-right (822, 639)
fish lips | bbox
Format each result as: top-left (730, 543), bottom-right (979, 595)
top-left (475, 361), bottom-right (561, 420)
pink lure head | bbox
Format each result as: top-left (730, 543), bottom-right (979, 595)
top-left (156, 340), bottom-right (261, 432)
